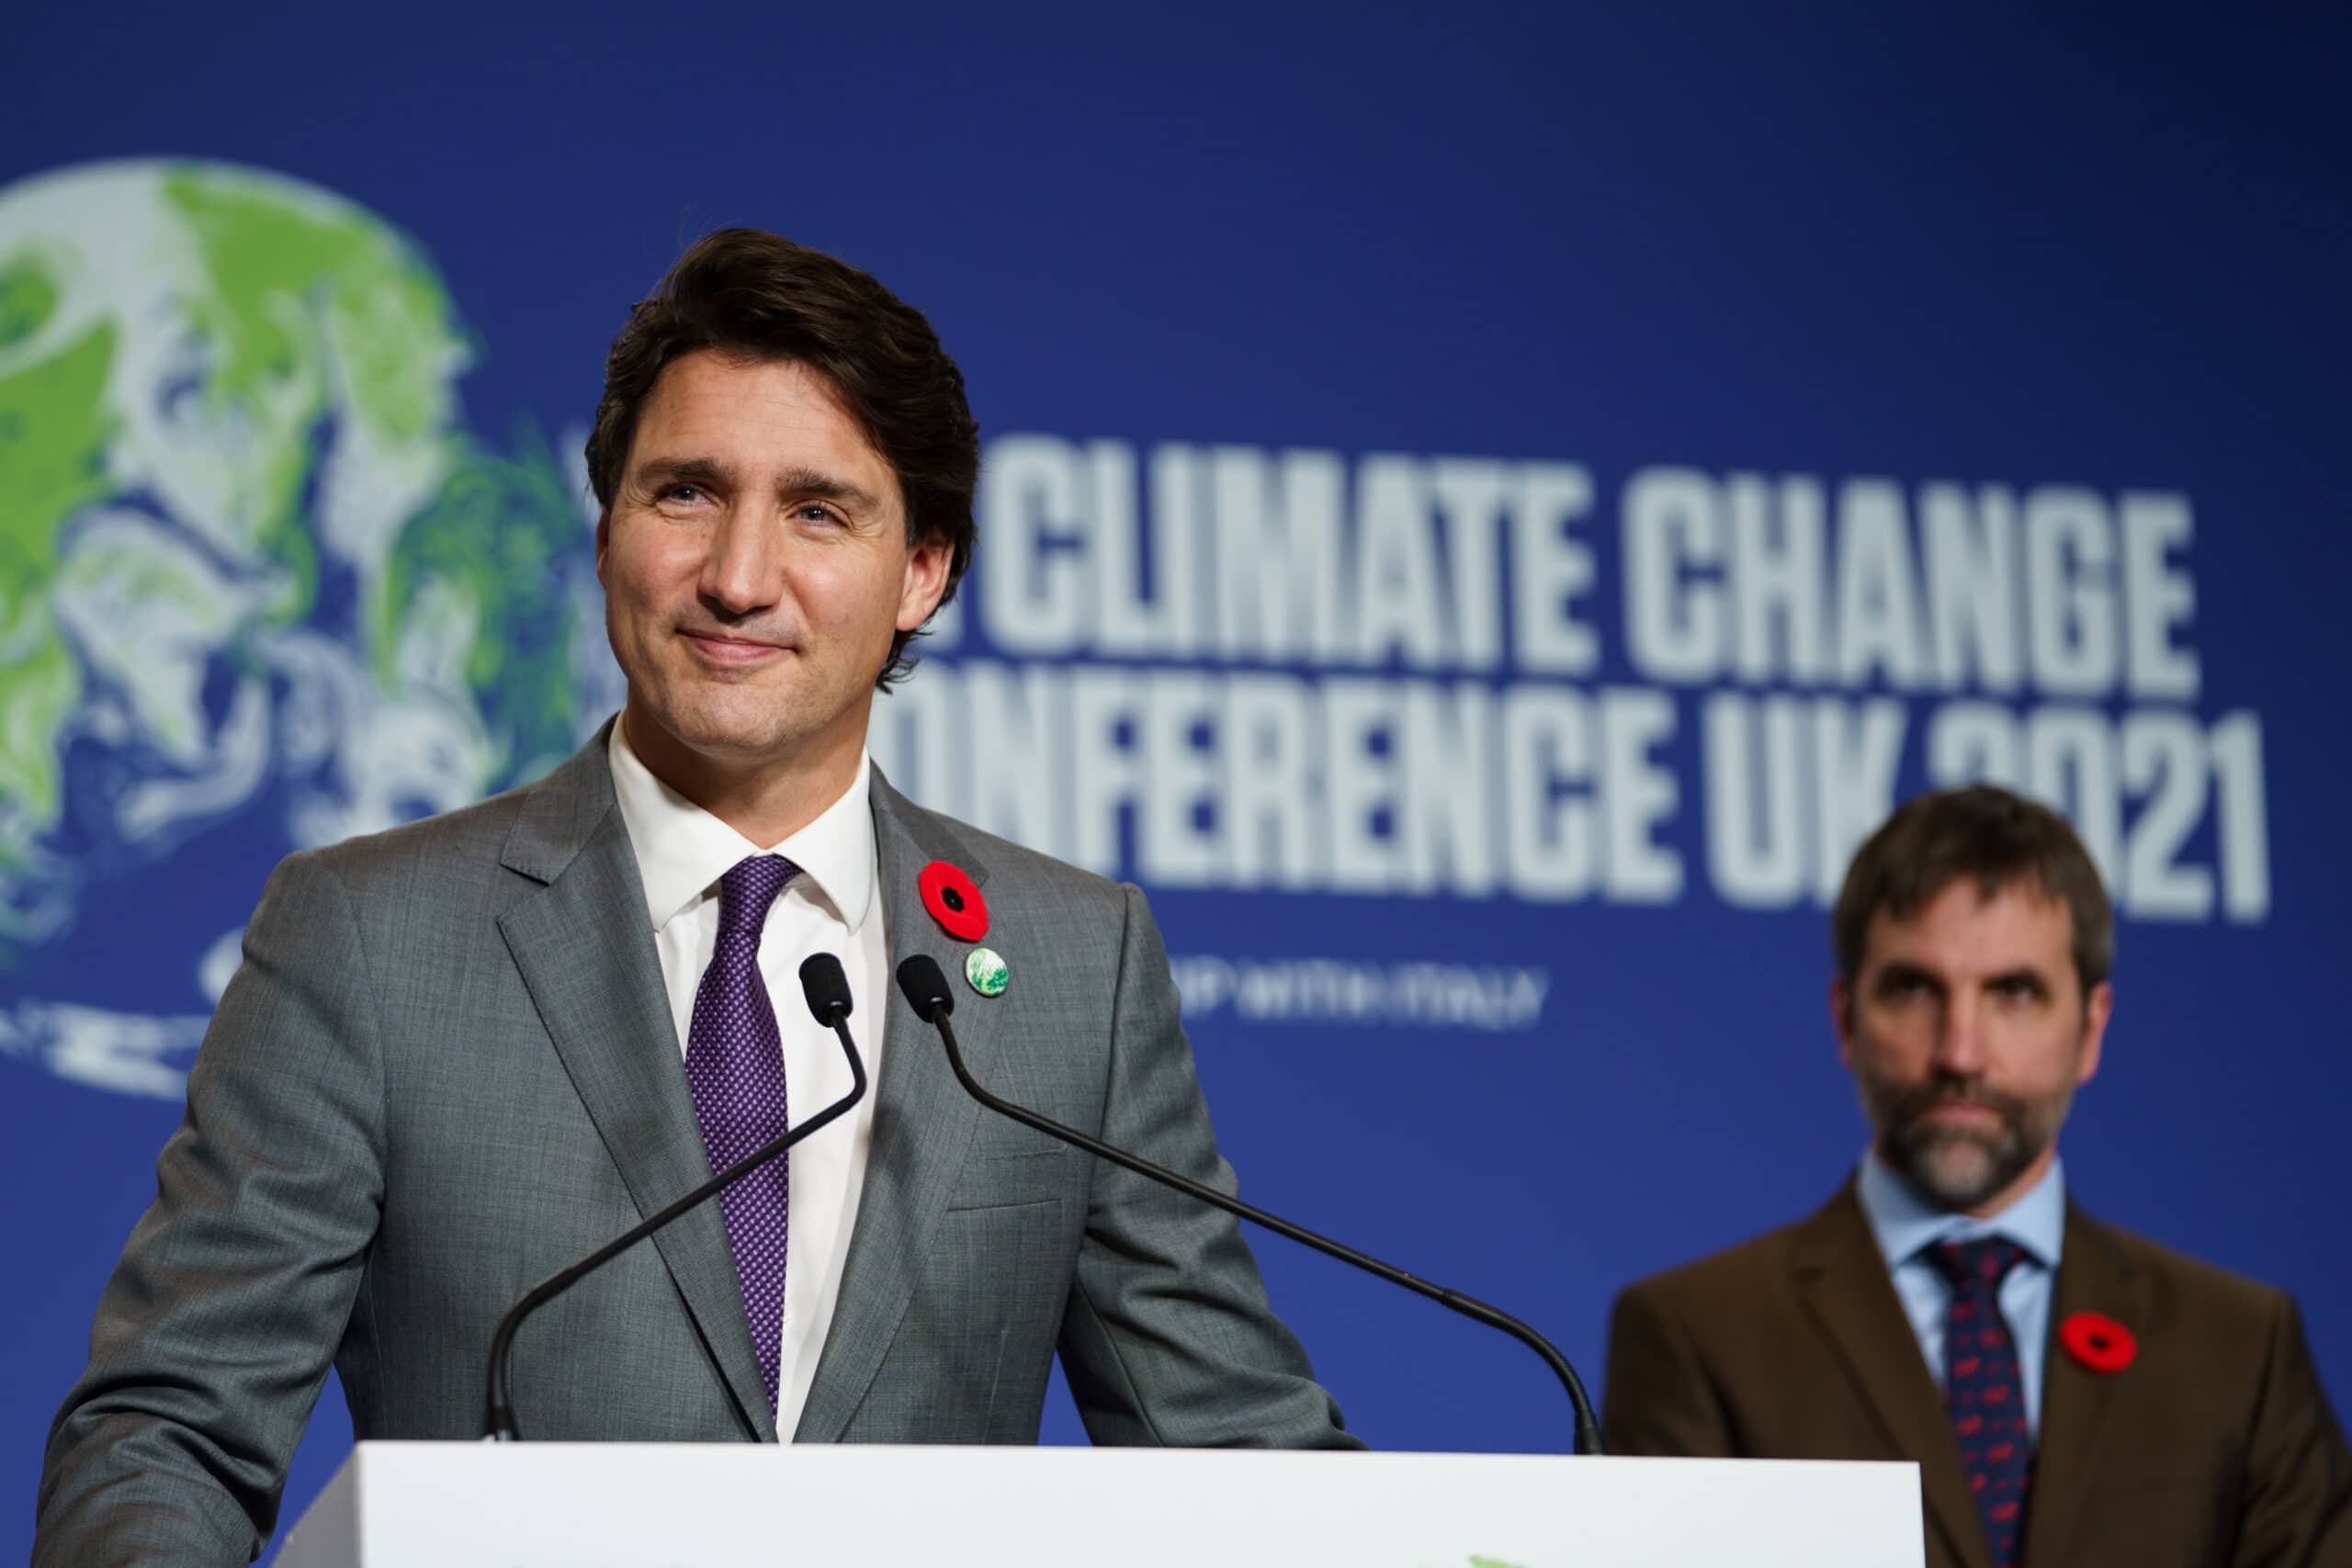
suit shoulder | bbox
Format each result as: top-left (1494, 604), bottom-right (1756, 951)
top-left (271, 783), bottom-right (536, 895)
top-left (1616, 1212), bottom-right (1816, 1316)
top-left (2072, 1209), bottom-right (2298, 1326)
top-left (886, 794), bottom-right (1135, 911)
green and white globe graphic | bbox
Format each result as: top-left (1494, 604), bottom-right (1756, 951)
top-left (0, 160), bottom-right (612, 1096)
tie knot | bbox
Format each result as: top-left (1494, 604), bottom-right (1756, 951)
top-left (1927, 1235), bottom-right (2030, 1294)
top-left (716, 855), bottom-right (798, 940)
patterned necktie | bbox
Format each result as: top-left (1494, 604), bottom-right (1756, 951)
top-left (1928, 1236), bottom-right (2035, 1568)
top-left (684, 854), bottom-right (797, 1413)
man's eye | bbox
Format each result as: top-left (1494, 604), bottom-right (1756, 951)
top-left (793, 502), bottom-right (842, 525)
top-left (661, 484), bottom-right (707, 504)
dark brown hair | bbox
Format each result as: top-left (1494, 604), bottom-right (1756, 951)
top-left (1833, 784), bottom-right (2115, 995)
top-left (585, 228), bottom-right (979, 688)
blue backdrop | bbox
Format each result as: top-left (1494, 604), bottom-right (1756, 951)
top-left (6, 4), bottom-right (2347, 1559)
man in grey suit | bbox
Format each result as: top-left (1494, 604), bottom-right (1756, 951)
top-left (38, 228), bottom-right (1352, 1565)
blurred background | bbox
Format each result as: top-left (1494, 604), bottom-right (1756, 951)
top-left (5, 2), bottom-right (2346, 1558)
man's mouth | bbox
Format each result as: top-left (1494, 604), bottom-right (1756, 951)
top-left (680, 629), bottom-right (787, 664)
top-left (1903, 1090), bottom-right (2019, 1141)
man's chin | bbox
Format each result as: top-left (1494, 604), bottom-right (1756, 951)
top-left (1889, 1130), bottom-right (2023, 1212)
top-left (627, 695), bottom-right (797, 765)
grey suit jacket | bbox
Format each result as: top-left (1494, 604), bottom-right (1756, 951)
top-left (37, 724), bottom-right (1352, 1566)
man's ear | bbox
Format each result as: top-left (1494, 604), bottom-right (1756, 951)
top-left (896, 534), bottom-right (953, 631)
top-left (594, 510), bottom-right (611, 584)
top-left (2075, 980), bottom-right (2113, 1088)
top-left (1831, 974), bottom-right (1855, 1070)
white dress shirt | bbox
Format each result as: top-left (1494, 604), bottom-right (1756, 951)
top-left (1856, 1151), bottom-right (2067, 1436)
top-left (606, 722), bottom-right (888, 1438)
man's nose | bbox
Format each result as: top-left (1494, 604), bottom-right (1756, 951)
top-left (1933, 990), bottom-right (1991, 1076)
top-left (698, 505), bottom-right (781, 615)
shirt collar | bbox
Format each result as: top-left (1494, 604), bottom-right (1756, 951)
top-left (1856, 1146), bottom-right (2067, 1272)
top-left (605, 717), bottom-right (876, 936)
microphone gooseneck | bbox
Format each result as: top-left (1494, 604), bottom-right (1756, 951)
top-left (482, 953), bottom-right (868, 1442)
top-left (892, 953), bottom-right (1606, 1457)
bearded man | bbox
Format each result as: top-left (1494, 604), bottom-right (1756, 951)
top-left (1602, 784), bottom-right (2349, 1568)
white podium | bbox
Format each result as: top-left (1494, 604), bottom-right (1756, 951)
top-left (278, 1442), bottom-right (1923, 1567)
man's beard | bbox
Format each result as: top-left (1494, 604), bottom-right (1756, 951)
top-left (1866, 1077), bottom-right (2067, 1212)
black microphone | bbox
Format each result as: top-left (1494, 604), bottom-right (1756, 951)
top-left (893, 953), bottom-right (1606, 1456)
top-left (483, 953), bottom-right (868, 1441)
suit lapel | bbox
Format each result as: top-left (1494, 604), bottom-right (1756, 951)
top-left (1793, 1184), bottom-right (1991, 1568)
top-left (493, 729), bottom-right (777, 1441)
top-left (2021, 1204), bottom-right (2149, 1568)
top-left (793, 771), bottom-right (999, 1441)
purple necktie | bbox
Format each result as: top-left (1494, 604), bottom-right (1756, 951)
top-left (684, 854), bottom-right (797, 1413)
top-left (1930, 1237), bottom-right (2035, 1568)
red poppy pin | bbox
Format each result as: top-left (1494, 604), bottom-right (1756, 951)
top-left (918, 861), bottom-right (989, 942)
top-left (2060, 1311), bottom-right (2137, 1373)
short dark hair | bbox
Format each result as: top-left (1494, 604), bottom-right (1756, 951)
top-left (585, 228), bottom-right (979, 688)
top-left (1833, 784), bottom-right (2115, 996)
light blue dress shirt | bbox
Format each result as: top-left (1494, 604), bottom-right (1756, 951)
top-left (1855, 1152), bottom-right (2068, 1437)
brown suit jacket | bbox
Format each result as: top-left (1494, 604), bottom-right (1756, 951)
top-left (1604, 1182), bottom-right (2351, 1568)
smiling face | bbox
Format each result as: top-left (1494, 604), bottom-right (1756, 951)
top-left (1833, 876), bottom-right (2112, 1217)
top-left (596, 351), bottom-right (950, 820)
